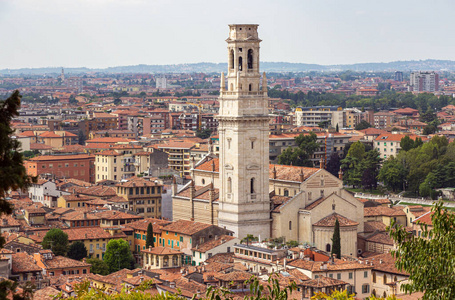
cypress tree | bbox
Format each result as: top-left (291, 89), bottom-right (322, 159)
top-left (331, 218), bottom-right (341, 259)
top-left (146, 222), bottom-right (154, 248)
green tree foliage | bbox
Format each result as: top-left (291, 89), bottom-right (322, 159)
top-left (378, 157), bottom-right (406, 192)
top-left (331, 218), bottom-right (341, 259)
top-left (400, 135), bottom-right (415, 152)
top-left (146, 222), bottom-right (154, 248)
top-left (196, 128), bottom-right (212, 139)
top-left (113, 98), bottom-right (122, 105)
top-left (360, 149), bottom-right (382, 191)
top-left (241, 234), bottom-right (258, 244)
top-left (0, 280), bottom-right (35, 300)
top-left (78, 129), bottom-right (86, 145)
top-left (69, 95), bottom-right (78, 105)
top-left (346, 141), bottom-right (365, 160)
top-left (354, 120), bottom-right (372, 130)
top-left (277, 133), bottom-right (318, 167)
top-left (388, 201), bottom-right (455, 299)
top-left (0, 91), bottom-right (33, 248)
top-left (325, 153), bottom-right (341, 177)
top-left (86, 258), bottom-right (110, 275)
top-left (42, 228), bottom-right (69, 256)
top-left (104, 239), bottom-right (135, 273)
top-left (423, 124), bottom-right (437, 135)
top-left (67, 241), bottom-right (87, 261)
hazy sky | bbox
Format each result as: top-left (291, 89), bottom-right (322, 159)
top-left (1, 0), bottom-right (454, 69)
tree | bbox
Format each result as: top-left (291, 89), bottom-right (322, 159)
top-left (346, 141), bottom-right (365, 160)
top-left (325, 153), bottom-right (341, 177)
top-left (388, 201), bottom-right (455, 299)
top-left (331, 218), bottom-right (341, 259)
top-left (145, 223), bottom-right (154, 248)
top-left (335, 123), bottom-right (339, 132)
top-left (113, 98), bottom-right (122, 105)
top-left (400, 136), bottom-right (415, 151)
top-left (360, 149), bottom-right (382, 191)
top-left (78, 130), bottom-right (86, 145)
top-left (42, 228), bottom-right (69, 256)
top-left (423, 124), bottom-right (437, 135)
top-left (196, 128), bottom-right (211, 139)
top-left (69, 95), bottom-right (78, 105)
top-left (0, 91), bottom-right (33, 248)
top-left (67, 241), bottom-right (87, 261)
top-left (378, 157), bottom-right (406, 192)
top-left (354, 120), bottom-right (372, 130)
top-left (104, 239), bottom-right (135, 273)
top-left (86, 258), bottom-right (109, 275)
top-left (277, 133), bottom-right (318, 167)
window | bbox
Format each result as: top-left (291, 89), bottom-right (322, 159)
top-left (250, 178), bottom-right (255, 194)
top-left (364, 271), bottom-right (368, 278)
top-left (372, 271), bottom-right (376, 283)
top-left (383, 274), bottom-right (387, 283)
top-left (349, 272), bottom-right (353, 279)
top-left (289, 221), bottom-right (292, 230)
top-left (337, 273), bottom-right (341, 280)
top-left (329, 274), bottom-right (333, 278)
top-left (238, 56), bottom-right (243, 71)
top-left (251, 141), bottom-right (254, 149)
top-left (228, 177), bottom-right (232, 194)
top-left (247, 49), bottom-right (253, 69)
top-left (332, 204), bottom-right (336, 210)
top-left (326, 244), bottom-right (331, 252)
top-left (284, 189), bottom-right (289, 196)
top-left (362, 284), bottom-right (370, 294)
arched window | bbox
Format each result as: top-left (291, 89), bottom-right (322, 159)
top-left (251, 141), bottom-right (254, 149)
top-left (372, 289), bottom-right (376, 297)
top-left (227, 177), bottom-right (232, 194)
top-left (284, 189), bottom-right (289, 196)
top-left (202, 179), bottom-right (205, 185)
top-left (250, 178), bottom-right (255, 194)
top-left (238, 56), bottom-right (243, 71)
top-left (229, 49), bottom-right (234, 69)
top-left (289, 221), bottom-right (292, 230)
top-left (326, 244), bottom-right (331, 252)
top-left (394, 276), bottom-right (397, 282)
top-left (383, 274), bottom-right (387, 284)
top-left (372, 272), bottom-right (376, 283)
top-left (249, 84), bottom-right (252, 91)
top-left (247, 49), bottom-right (253, 69)
top-left (383, 292), bottom-right (387, 298)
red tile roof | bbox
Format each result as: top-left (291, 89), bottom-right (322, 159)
top-left (313, 213), bottom-right (359, 227)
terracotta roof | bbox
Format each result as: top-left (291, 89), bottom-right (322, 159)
top-left (95, 150), bottom-right (120, 156)
top-left (413, 211), bottom-right (433, 226)
top-left (269, 164), bottom-right (319, 182)
top-left (364, 206), bottom-right (406, 217)
top-left (141, 246), bottom-right (181, 255)
top-left (39, 131), bottom-right (62, 138)
top-left (288, 258), bottom-right (372, 272)
top-left (11, 253), bottom-right (41, 273)
top-left (313, 213), bottom-right (359, 227)
top-left (73, 185), bottom-right (117, 197)
top-left (41, 255), bottom-right (91, 270)
top-left (28, 154), bottom-right (94, 161)
top-left (126, 218), bottom-right (172, 233)
top-left (368, 253), bottom-right (409, 276)
top-left (30, 143), bottom-right (54, 150)
top-left (192, 235), bottom-right (236, 253)
top-left (33, 286), bottom-right (60, 300)
top-left (359, 128), bottom-right (388, 135)
top-left (215, 270), bottom-right (252, 282)
top-left (301, 276), bottom-right (347, 288)
top-left (94, 210), bottom-right (142, 221)
top-left (162, 220), bottom-right (212, 236)
top-left (374, 133), bottom-right (423, 142)
top-left (364, 221), bottom-right (387, 233)
top-left (304, 196), bottom-right (326, 210)
top-left (365, 232), bottom-right (394, 246)
top-left (62, 227), bottom-right (122, 241)
top-left (86, 137), bottom-right (133, 143)
top-left (115, 176), bottom-right (161, 187)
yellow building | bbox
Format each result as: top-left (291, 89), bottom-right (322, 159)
top-left (95, 145), bottom-right (143, 182)
top-left (57, 194), bottom-right (93, 209)
top-left (63, 227), bottom-right (129, 260)
top-left (24, 206), bottom-right (46, 226)
top-left (115, 176), bottom-right (163, 218)
top-left (141, 246), bottom-right (182, 270)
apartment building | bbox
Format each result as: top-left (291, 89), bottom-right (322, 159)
top-left (94, 145), bottom-right (142, 182)
top-left (373, 133), bottom-right (422, 159)
top-left (294, 106), bottom-right (343, 128)
top-left (410, 71), bottom-right (439, 92)
top-left (115, 176), bottom-right (164, 218)
top-left (25, 154), bottom-right (95, 183)
top-left (373, 112), bottom-right (396, 129)
top-left (157, 141), bottom-right (195, 177)
top-left (343, 108), bottom-right (362, 128)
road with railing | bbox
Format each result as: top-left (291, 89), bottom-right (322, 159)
top-left (354, 192), bottom-right (455, 208)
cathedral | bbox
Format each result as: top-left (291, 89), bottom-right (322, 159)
top-left (172, 24), bottom-right (364, 257)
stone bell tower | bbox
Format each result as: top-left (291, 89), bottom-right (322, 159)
top-left (217, 24), bottom-right (271, 239)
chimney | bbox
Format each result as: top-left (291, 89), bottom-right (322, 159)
top-left (272, 166), bottom-right (277, 179)
top-left (299, 169), bottom-right (305, 182)
top-left (196, 289), bottom-right (201, 298)
top-left (172, 176), bottom-right (177, 196)
top-left (82, 258), bottom-right (86, 263)
top-left (139, 276), bottom-right (144, 283)
top-left (319, 158), bottom-right (325, 169)
top-left (380, 259), bottom-right (383, 264)
top-left (215, 235), bottom-right (218, 240)
top-left (208, 182), bottom-right (215, 203)
top-left (189, 180), bottom-right (195, 199)
top-left (338, 167), bottom-right (343, 180)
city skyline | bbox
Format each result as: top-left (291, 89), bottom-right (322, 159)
top-left (2, 0), bottom-right (455, 69)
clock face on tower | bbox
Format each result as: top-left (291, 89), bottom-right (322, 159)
top-left (216, 24), bottom-right (271, 239)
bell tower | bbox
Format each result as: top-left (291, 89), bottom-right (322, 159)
top-left (217, 24), bottom-right (271, 239)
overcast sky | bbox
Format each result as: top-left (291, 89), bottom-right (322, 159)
top-left (1, 0), bottom-right (454, 69)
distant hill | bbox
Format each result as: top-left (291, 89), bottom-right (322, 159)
top-left (2, 59), bottom-right (455, 75)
